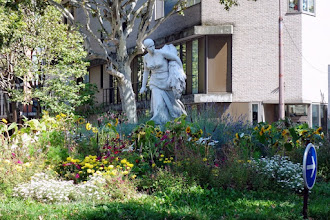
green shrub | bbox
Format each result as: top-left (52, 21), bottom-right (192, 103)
top-left (317, 139), bottom-right (330, 181)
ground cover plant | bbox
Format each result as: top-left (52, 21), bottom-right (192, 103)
top-left (0, 109), bottom-right (329, 219)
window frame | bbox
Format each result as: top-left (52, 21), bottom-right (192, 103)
top-left (287, 0), bottom-right (316, 15)
top-left (155, 0), bottom-right (201, 20)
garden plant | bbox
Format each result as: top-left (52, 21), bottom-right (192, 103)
top-left (0, 108), bottom-right (329, 219)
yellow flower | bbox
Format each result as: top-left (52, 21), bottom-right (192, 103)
top-left (265, 125), bottom-right (272, 131)
top-left (23, 162), bottom-right (31, 168)
top-left (281, 129), bottom-right (288, 136)
top-left (131, 175), bottom-right (137, 179)
top-left (160, 154), bottom-right (164, 158)
top-left (186, 126), bottom-right (191, 134)
top-left (92, 127), bottom-right (98, 133)
top-left (107, 123), bottom-right (112, 128)
top-left (235, 133), bottom-right (239, 139)
top-left (66, 157), bottom-right (72, 162)
top-left (121, 159), bottom-right (127, 164)
top-left (122, 171), bottom-right (129, 175)
top-left (60, 113), bottom-right (66, 117)
top-left (87, 169), bottom-right (93, 173)
top-left (86, 123), bottom-right (92, 130)
top-left (56, 115), bottom-right (61, 120)
top-left (254, 126), bottom-right (259, 131)
top-left (314, 127), bottom-right (322, 135)
top-left (247, 160), bottom-right (251, 163)
top-left (108, 165), bottom-right (114, 169)
top-left (199, 129), bottom-right (203, 135)
top-left (1, 118), bottom-right (8, 124)
top-left (78, 118), bottom-right (85, 124)
top-left (115, 118), bottom-right (119, 126)
top-left (203, 158), bottom-right (207, 162)
top-left (152, 163), bottom-right (156, 168)
top-left (127, 163), bottom-right (134, 168)
top-left (301, 130), bottom-right (307, 135)
top-left (170, 157), bottom-right (174, 160)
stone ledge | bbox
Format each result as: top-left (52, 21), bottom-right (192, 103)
top-left (194, 25), bottom-right (234, 35)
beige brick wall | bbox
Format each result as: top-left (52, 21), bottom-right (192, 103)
top-left (202, 0), bottom-right (304, 103)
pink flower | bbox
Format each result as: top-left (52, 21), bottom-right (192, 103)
top-left (11, 153), bottom-right (16, 158)
top-left (17, 160), bottom-right (23, 164)
top-left (160, 135), bottom-right (168, 141)
top-left (75, 173), bottom-right (80, 179)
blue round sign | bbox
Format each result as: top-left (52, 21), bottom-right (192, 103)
top-left (303, 143), bottom-right (317, 189)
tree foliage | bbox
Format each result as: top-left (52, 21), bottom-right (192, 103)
top-left (0, 1), bottom-right (89, 116)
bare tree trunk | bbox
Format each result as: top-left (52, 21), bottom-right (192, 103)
top-left (118, 77), bottom-right (137, 124)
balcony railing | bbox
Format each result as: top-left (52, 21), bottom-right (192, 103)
top-left (103, 82), bottom-right (151, 107)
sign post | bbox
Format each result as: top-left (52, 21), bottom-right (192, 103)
top-left (302, 143), bottom-right (317, 219)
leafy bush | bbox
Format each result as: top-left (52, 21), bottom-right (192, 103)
top-left (250, 155), bottom-right (304, 192)
top-left (317, 138), bottom-right (330, 181)
top-left (233, 120), bottom-right (324, 161)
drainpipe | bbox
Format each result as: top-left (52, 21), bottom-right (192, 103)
top-left (279, 0), bottom-right (285, 120)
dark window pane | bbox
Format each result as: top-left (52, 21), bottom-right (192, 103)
top-left (164, 0), bottom-right (178, 16)
top-left (312, 104), bottom-right (320, 128)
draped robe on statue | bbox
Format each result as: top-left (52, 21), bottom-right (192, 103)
top-left (144, 45), bottom-right (186, 124)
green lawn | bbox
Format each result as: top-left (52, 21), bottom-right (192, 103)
top-left (1, 182), bottom-right (328, 220)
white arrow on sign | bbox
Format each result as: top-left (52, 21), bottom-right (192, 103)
top-left (307, 156), bottom-right (316, 178)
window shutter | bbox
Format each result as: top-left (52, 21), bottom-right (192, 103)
top-left (155, 0), bottom-right (164, 20)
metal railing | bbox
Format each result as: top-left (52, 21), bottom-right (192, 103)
top-left (103, 82), bottom-right (151, 107)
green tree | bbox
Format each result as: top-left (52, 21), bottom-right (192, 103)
top-left (0, 0), bottom-right (89, 121)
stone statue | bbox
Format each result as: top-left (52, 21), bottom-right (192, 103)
top-left (139, 38), bottom-right (187, 124)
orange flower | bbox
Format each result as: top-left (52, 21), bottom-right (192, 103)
top-left (186, 126), bottom-right (191, 134)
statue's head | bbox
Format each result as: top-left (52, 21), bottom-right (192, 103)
top-left (143, 38), bottom-right (155, 54)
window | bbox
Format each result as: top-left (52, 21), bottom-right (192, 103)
top-left (252, 104), bottom-right (258, 124)
top-left (287, 104), bottom-right (308, 117)
top-left (155, 0), bottom-right (201, 19)
top-left (192, 40), bottom-right (198, 94)
top-left (100, 65), bottom-right (103, 89)
top-left (288, 0), bottom-right (299, 12)
top-left (164, 0), bottom-right (178, 16)
top-left (312, 104), bottom-right (320, 128)
top-left (176, 43), bottom-right (187, 94)
top-left (288, 0), bottom-right (315, 14)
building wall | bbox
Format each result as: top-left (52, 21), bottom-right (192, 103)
top-left (201, 0), bottom-right (304, 103)
top-left (301, 0), bottom-right (330, 104)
